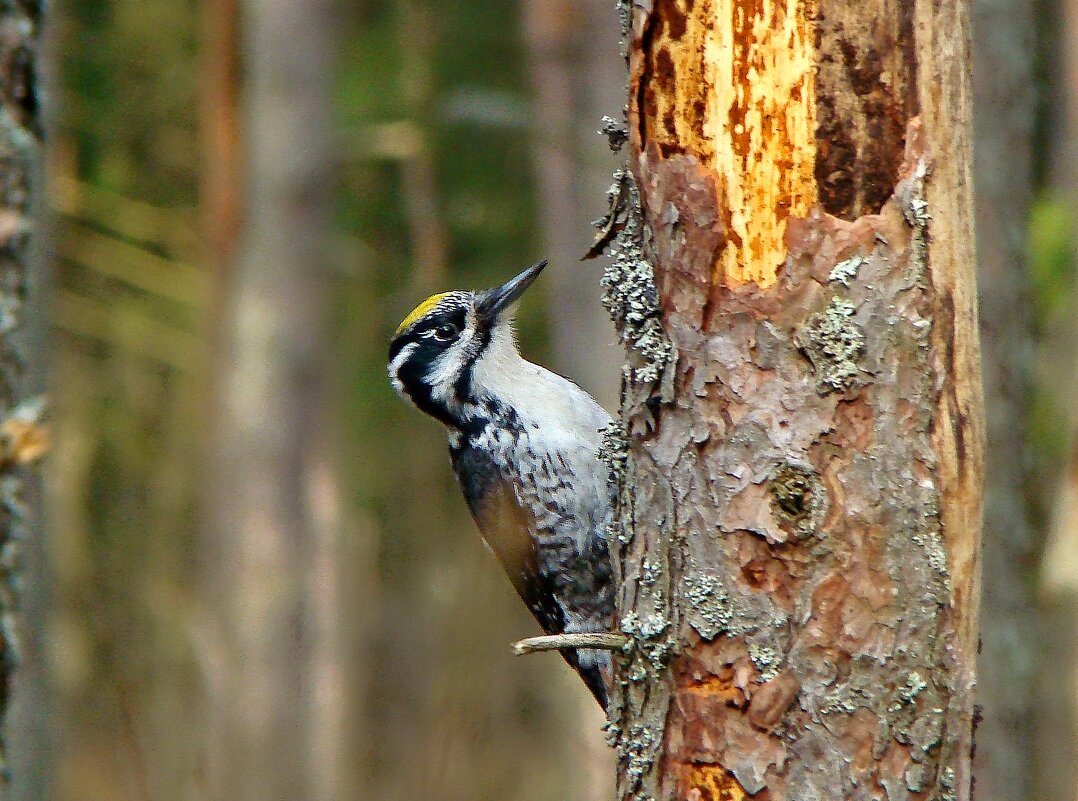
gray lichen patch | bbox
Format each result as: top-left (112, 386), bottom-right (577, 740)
top-left (796, 296), bottom-right (867, 393)
top-left (639, 555), bottom-right (663, 586)
top-left (768, 461), bottom-right (828, 540)
top-left (598, 419), bottom-right (629, 479)
top-left (600, 114), bottom-right (629, 152)
top-left (621, 723), bottom-right (659, 791)
top-left (748, 643), bottom-right (781, 682)
top-left (600, 169), bottom-right (675, 390)
top-left (819, 676), bottom-right (876, 716)
top-left (911, 522), bottom-right (950, 581)
top-left (896, 157), bottom-right (931, 282)
top-left (889, 671), bottom-right (929, 711)
top-left (684, 570), bottom-right (739, 640)
top-left (828, 255), bottom-right (865, 287)
top-left (621, 610), bottom-right (675, 673)
top-left (936, 766), bottom-right (957, 801)
top-left (904, 702), bottom-right (944, 757)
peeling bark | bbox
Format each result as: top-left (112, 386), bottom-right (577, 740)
top-left (604, 2), bottom-right (984, 800)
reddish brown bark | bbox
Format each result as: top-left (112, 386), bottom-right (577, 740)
top-left (605, 2), bottom-right (984, 799)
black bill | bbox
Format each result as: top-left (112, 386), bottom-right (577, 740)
top-left (476, 260), bottom-right (547, 322)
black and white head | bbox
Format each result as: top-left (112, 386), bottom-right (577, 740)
top-left (387, 261), bottom-right (546, 428)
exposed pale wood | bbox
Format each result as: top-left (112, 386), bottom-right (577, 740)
top-left (631, 0), bottom-right (817, 287)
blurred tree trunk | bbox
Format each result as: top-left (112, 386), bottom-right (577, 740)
top-left (606, 2), bottom-right (984, 800)
top-left (969, 0), bottom-right (1038, 799)
top-left (522, 0), bottom-right (621, 409)
top-left (200, 0), bottom-right (242, 336)
top-left (199, 1), bottom-right (344, 799)
top-left (1, 1), bottom-right (47, 798)
top-left (1038, 0), bottom-right (1078, 798)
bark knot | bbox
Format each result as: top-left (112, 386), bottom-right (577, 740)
top-left (768, 461), bottom-right (828, 540)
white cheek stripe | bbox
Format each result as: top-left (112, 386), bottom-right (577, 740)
top-left (426, 306), bottom-right (480, 411)
top-left (388, 342), bottom-right (419, 399)
top-left (426, 337), bottom-right (471, 409)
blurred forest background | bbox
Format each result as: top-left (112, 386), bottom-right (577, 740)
top-left (7, 0), bottom-right (1077, 799)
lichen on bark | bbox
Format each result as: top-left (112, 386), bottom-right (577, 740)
top-left (605, 3), bottom-right (982, 800)
top-left (597, 158), bottom-right (680, 801)
top-left (614, 125), bottom-right (978, 801)
top-left (0, 0), bottom-right (41, 782)
top-left (640, 128), bottom-right (969, 800)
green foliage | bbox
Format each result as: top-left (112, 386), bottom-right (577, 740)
top-left (1029, 192), bottom-right (1077, 465)
top-left (1030, 193), bottom-right (1076, 327)
top-left (59, 0), bottom-right (199, 204)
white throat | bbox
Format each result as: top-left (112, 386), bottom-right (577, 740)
top-left (469, 321), bottom-right (610, 436)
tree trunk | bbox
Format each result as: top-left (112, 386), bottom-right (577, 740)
top-left (1037, 2), bottom-right (1078, 799)
top-left (969, 0), bottom-right (1037, 798)
top-left (603, 3), bottom-right (984, 800)
top-left (199, 1), bottom-right (342, 799)
top-left (0, 1), bottom-right (46, 796)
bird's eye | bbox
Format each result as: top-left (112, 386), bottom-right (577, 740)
top-left (430, 324), bottom-right (459, 342)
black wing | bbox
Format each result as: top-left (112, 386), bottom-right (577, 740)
top-left (451, 444), bottom-right (608, 708)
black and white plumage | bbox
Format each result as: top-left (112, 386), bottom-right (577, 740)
top-left (387, 262), bottom-right (615, 707)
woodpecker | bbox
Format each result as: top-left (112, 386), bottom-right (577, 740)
top-left (387, 261), bottom-right (615, 707)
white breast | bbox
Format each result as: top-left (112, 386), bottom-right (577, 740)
top-left (468, 324), bottom-right (613, 556)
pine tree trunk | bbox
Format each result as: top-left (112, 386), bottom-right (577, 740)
top-left (604, 3), bottom-right (985, 799)
top-left (0, 0), bottom-right (46, 796)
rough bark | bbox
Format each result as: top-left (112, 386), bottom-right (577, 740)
top-left (0, 0), bottom-right (45, 795)
top-left (603, 2), bottom-right (984, 800)
top-left (199, 1), bottom-right (342, 799)
top-left (969, 0), bottom-right (1037, 798)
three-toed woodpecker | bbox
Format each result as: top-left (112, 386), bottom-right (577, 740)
top-left (387, 261), bottom-right (615, 707)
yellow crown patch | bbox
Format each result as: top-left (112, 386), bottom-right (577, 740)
top-left (395, 292), bottom-right (454, 336)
